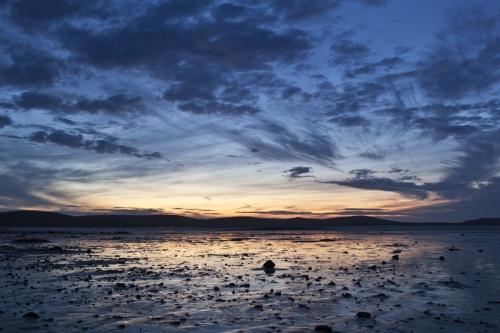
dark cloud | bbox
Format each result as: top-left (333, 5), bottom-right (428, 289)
top-left (14, 91), bottom-right (143, 115)
top-left (164, 83), bottom-right (216, 102)
top-left (418, 5), bottom-right (500, 99)
top-left (351, 57), bottom-right (402, 76)
top-left (28, 129), bottom-right (163, 159)
top-left (283, 166), bottom-right (313, 178)
top-left (402, 177), bottom-right (500, 222)
top-left (325, 130), bottom-right (500, 203)
top-left (330, 39), bottom-right (371, 66)
top-left (359, 151), bottom-right (385, 160)
top-left (394, 46), bottom-right (413, 55)
top-left (281, 86), bottom-right (302, 99)
top-left (14, 91), bottom-right (65, 110)
top-left (177, 101), bottom-right (260, 116)
top-left (55, 117), bottom-right (76, 125)
top-left (0, 48), bottom-right (61, 87)
top-left (48, 130), bottom-right (84, 148)
top-left (28, 131), bottom-right (48, 143)
top-left (348, 169), bottom-right (376, 179)
top-left (58, 3), bottom-right (313, 71)
top-left (388, 167), bottom-right (409, 174)
top-left (236, 210), bottom-right (313, 215)
top-left (329, 115), bottom-right (371, 127)
top-left (325, 177), bottom-right (430, 199)
top-left (9, 0), bottom-right (89, 29)
top-left (0, 114), bottom-right (13, 128)
top-left (269, 0), bottom-right (342, 23)
top-left (398, 175), bottom-right (421, 182)
top-left (353, 0), bottom-right (387, 7)
top-left (75, 94), bottom-right (143, 114)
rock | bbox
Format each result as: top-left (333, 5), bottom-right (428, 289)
top-left (315, 324), bottom-right (333, 332)
top-left (117, 324), bottom-right (126, 329)
top-left (439, 256), bottom-right (445, 261)
top-left (356, 311), bottom-right (371, 318)
top-left (49, 246), bottom-right (64, 251)
top-left (368, 265), bottom-right (377, 270)
top-left (115, 282), bottom-right (126, 289)
top-left (263, 260), bottom-right (275, 269)
top-left (23, 312), bottom-right (40, 320)
top-left (392, 255), bottom-right (399, 260)
top-left (15, 239), bottom-right (50, 243)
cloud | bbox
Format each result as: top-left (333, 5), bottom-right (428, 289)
top-left (0, 114), bottom-right (13, 128)
top-left (325, 177), bottom-right (430, 199)
top-left (14, 91), bottom-right (65, 110)
top-left (54, 117), bottom-right (76, 125)
top-left (13, 91), bottom-right (143, 115)
top-left (348, 169), bottom-right (376, 179)
top-left (351, 57), bottom-right (402, 76)
top-left (0, 48), bottom-right (61, 87)
top-left (177, 101), bottom-right (261, 116)
top-left (330, 39), bottom-right (371, 66)
top-left (0, 161), bottom-right (94, 209)
top-left (329, 116), bottom-right (371, 127)
top-left (268, 0), bottom-right (342, 23)
top-left (417, 4), bottom-right (500, 99)
top-left (388, 167), bottom-right (409, 174)
top-left (75, 94), bottom-right (143, 114)
top-left (353, 0), bottom-right (388, 7)
top-left (236, 210), bottom-right (313, 215)
top-left (28, 129), bottom-right (163, 159)
top-left (281, 86), bottom-right (302, 99)
top-left (227, 119), bottom-right (340, 165)
top-left (283, 166), bottom-right (313, 178)
top-left (324, 130), bottom-right (500, 202)
top-left (57, 2), bottom-right (313, 71)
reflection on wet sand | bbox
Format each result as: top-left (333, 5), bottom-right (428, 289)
top-left (0, 227), bottom-right (499, 332)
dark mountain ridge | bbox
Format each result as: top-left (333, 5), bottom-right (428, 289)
top-left (1, 210), bottom-right (499, 228)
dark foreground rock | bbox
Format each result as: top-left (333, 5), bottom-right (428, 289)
top-left (23, 312), bottom-right (40, 319)
top-left (315, 324), bottom-right (333, 332)
top-left (263, 260), bottom-right (275, 268)
top-left (356, 311), bottom-right (371, 318)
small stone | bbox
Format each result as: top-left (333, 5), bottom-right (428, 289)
top-left (263, 260), bottom-right (275, 269)
top-left (356, 311), bottom-right (371, 318)
top-left (392, 255), bottom-right (399, 260)
top-left (23, 312), bottom-right (40, 320)
top-left (439, 256), bottom-right (445, 261)
top-left (314, 324), bottom-right (333, 332)
top-left (117, 324), bottom-right (126, 329)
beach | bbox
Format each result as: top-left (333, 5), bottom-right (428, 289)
top-left (1, 226), bottom-right (499, 332)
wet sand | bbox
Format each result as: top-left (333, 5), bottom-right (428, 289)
top-left (0, 226), bottom-right (499, 332)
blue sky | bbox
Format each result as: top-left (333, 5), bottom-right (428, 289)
top-left (0, 0), bottom-right (499, 222)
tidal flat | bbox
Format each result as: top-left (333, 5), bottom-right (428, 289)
top-left (0, 226), bottom-right (499, 333)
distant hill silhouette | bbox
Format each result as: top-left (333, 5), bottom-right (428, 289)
top-left (0, 211), bottom-right (499, 228)
top-left (462, 217), bottom-right (500, 225)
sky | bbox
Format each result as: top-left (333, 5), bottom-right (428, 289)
top-left (1, 0), bottom-right (500, 222)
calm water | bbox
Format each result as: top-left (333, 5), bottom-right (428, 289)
top-left (0, 227), bottom-right (499, 332)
